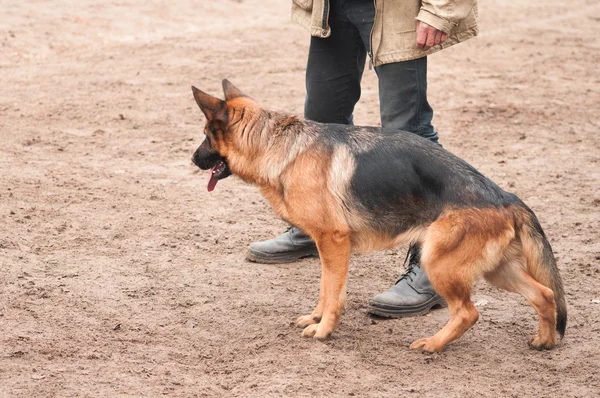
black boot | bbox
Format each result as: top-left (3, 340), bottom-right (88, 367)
top-left (246, 227), bottom-right (319, 264)
top-left (368, 245), bottom-right (446, 318)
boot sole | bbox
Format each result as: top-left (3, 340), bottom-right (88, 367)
top-left (367, 296), bottom-right (448, 318)
top-left (246, 247), bottom-right (320, 264)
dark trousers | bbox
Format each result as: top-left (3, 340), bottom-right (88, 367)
top-left (304, 0), bottom-right (439, 144)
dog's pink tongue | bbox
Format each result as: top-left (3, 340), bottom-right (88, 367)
top-left (207, 166), bottom-right (218, 192)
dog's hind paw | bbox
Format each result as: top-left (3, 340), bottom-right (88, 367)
top-left (528, 335), bottom-right (557, 351)
top-left (296, 314), bottom-right (320, 329)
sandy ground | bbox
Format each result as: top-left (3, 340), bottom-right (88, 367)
top-left (1, 0), bottom-right (599, 397)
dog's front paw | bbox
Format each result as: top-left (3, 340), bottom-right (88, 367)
top-left (301, 323), bottom-right (332, 341)
top-left (296, 314), bottom-right (320, 329)
top-left (409, 337), bottom-right (443, 353)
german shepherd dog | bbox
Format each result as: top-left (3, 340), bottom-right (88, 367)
top-left (191, 80), bottom-right (566, 353)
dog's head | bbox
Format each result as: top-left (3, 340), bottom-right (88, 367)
top-left (191, 79), bottom-right (248, 191)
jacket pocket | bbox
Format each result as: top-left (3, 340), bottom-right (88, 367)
top-left (292, 0), bottom-right (313, 11)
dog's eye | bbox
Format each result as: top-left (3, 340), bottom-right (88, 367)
top-left (203, 126), bottom-right (215, 142)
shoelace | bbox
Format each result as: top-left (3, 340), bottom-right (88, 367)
top-left (395, 245), bottom-right (420, 284)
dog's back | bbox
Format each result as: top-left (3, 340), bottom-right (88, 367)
top-left (314, 122), bottom-right (518, 234)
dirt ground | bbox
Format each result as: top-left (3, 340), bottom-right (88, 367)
top-left (1, 0), bottom-right (599, 397)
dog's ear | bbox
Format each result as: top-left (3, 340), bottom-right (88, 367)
top-left (222, 79), bottom-right (246, 101)
top-left (191, 86), bottom-right (226, 122)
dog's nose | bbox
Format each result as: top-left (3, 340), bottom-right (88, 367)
top-left (192, 154), bottom-right (200, 167)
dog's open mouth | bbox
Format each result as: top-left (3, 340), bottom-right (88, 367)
top-left (207, 159), bottom-right (231, 192)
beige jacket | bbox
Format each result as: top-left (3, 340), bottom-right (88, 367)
top-left (291, 0), bottom-right (478, 66)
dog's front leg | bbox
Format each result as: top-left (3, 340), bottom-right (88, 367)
top-left (300, 231), bottom-right (350, 340)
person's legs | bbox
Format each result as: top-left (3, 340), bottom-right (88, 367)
top-left (377, 57), bottom-right (439, 144)
top-left (247, 0), bottom-right (367, 263)
top-left (304, 1), bottom-right (367, 124)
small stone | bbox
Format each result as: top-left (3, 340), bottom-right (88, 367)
top-left (475, 299), bottom-right (490, 307)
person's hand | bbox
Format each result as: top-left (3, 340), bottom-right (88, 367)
top-left (416, 21), bottom-right (448, 50)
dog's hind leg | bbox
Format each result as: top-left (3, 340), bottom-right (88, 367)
top-left (483, 251), bottom-right (557, 350)
top-left (409, 210), bottom-right (514, 353)
top-left (409, 251), bottom-right (479, 353)
top-left (300, 231), bottom-right (351, 340)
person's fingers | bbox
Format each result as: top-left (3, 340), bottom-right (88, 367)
top-left (433, 30), bottom-right (442, 46)
top-left (416, 21), bottom-right (449, 49)
top-left (416, 22), bottom-right (427, 49)
top-left (425, 26), bottom-right (436, 49)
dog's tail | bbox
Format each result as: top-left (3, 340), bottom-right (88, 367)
top-left (514, 204), bottom-right (567, 338)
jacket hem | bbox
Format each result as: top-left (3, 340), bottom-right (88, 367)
top-left (373, 26), bottom-right (478, 67)
top-left (291, 5), bottom-right (330, 38)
